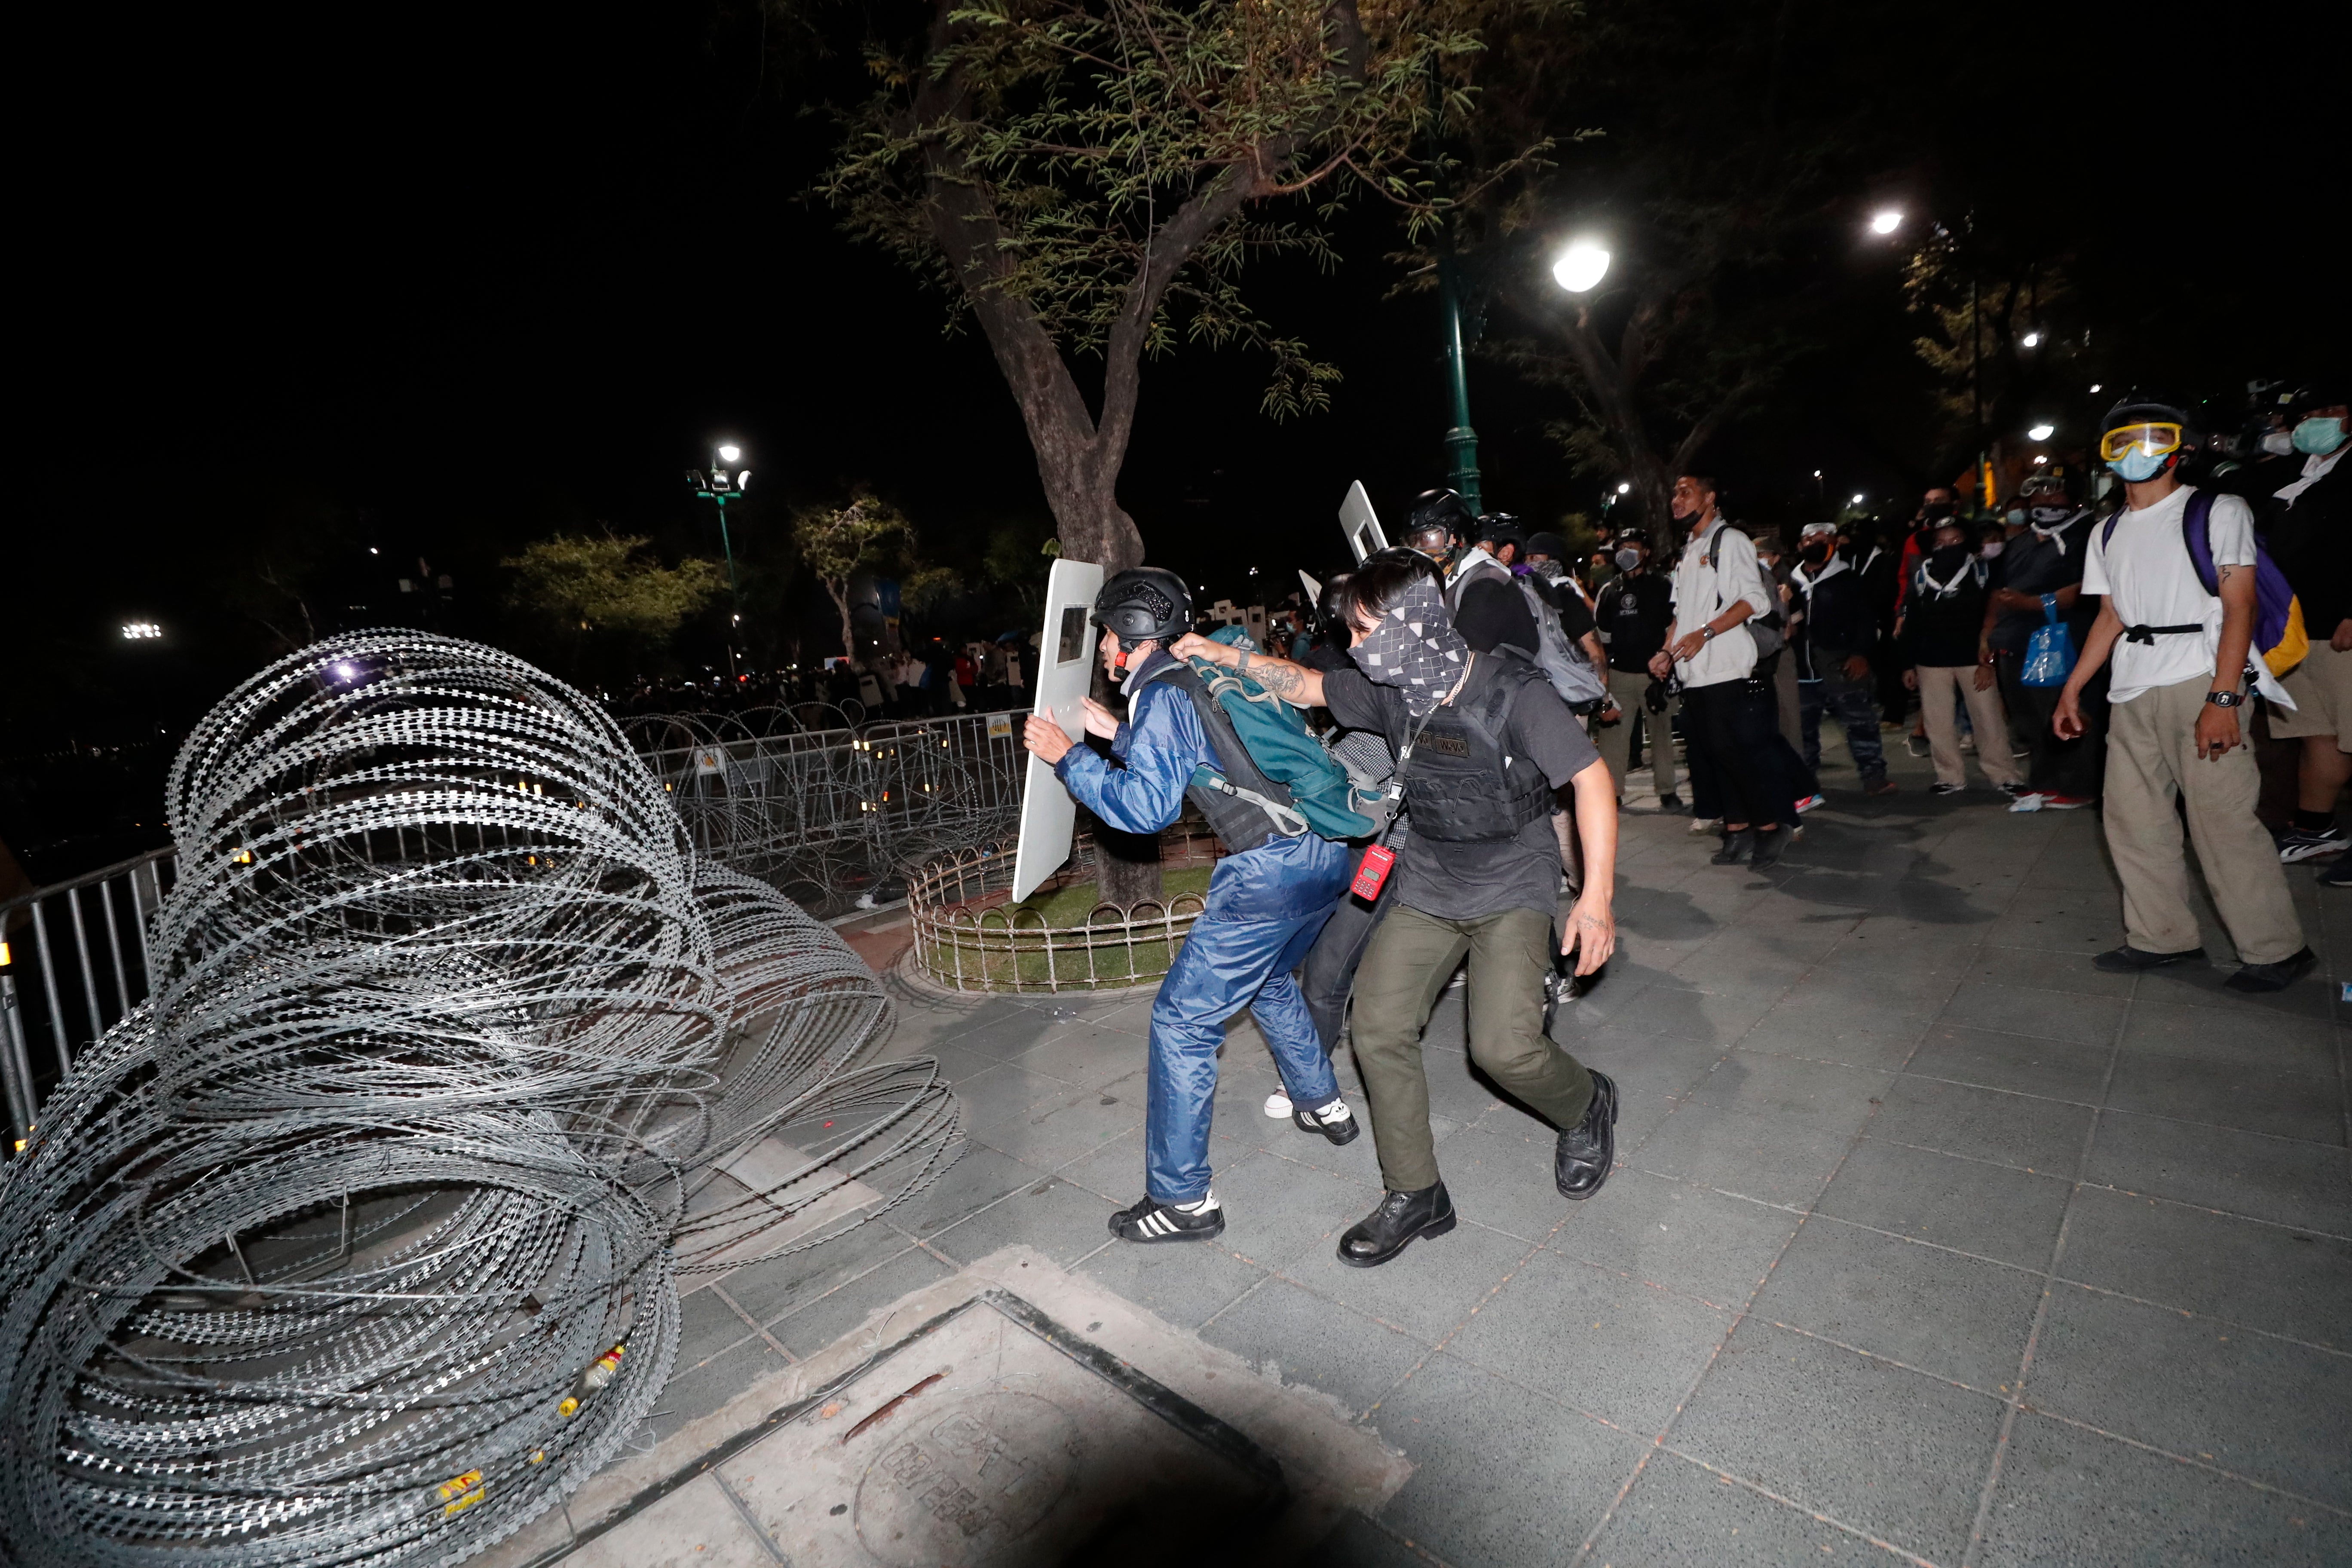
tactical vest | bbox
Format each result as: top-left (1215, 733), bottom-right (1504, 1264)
top-left (1390, 654), bottom-right (1556, 842)
top-left (1135, 662), bottom-right (1305, 854)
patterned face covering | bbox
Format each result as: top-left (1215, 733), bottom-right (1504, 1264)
top-left (1349, 575), bottom-right (1469, 717)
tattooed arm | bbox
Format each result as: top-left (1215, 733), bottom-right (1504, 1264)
top-left (1168, 633), bottom-right (1327, 708)
top-left (2199, 561), bottom-right (2257, 759)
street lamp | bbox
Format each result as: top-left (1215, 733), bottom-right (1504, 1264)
top-left (1851, 493), bottom-right (1865, 506)
top-left (688, 444), bottom-right (755, 683)
top-left (2027, 422), bottom-right (2055, 441)
top-left (1552, 240), bottom-right (1611, 294)
top-left (2021, 331), bottom-right (2043, 349)
top-left (122, 621), bottom-right (161, 640)
top-left (1869, 209), bottom-right (1903, 235)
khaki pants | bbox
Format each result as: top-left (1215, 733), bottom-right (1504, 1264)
top-left (2104, 676), bottom-right (2305, 965)
top-left (1917, 665), bottom-right (2024, 789)
top-left (1595, 666), bottom-right (1676, 799)
top-left (1349, 904), bottom-right (1595, 1193)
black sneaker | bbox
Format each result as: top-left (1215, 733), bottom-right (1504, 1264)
top-left (2277, 827), bottom-right (2347, 864)
top-left (1337, 1182), bottom-right (1456, 1268)
top-left (2225, 947), bottom-right (2316, 993)
top-left (1293, 1097), bottom-right (1360, 1145)
top-left (1555, 1071), bottom-right (1618, 1200)
top-left (2091, 944), bottom-right (2204, 973)
top-left (1109, 1193), bottom-right (1225, 1244)
top-left (1711, 828), bottom-right (1756, 864)
top-left (1997, 781), bottom-right (2030, 800)
top-left (1657, 793), bottom-right (1685, 813)
top-left (1928, 781), bottom-right (1965, 796)
top-left (1749, 826), bottom-right (1788, 867)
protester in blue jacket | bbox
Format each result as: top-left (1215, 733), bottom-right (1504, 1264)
top-left (1023, 568), bottom-right (1357, 1244)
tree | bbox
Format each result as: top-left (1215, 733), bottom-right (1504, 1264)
top-left (1905, 234), bottom-right (2082, 494)
top-left (501, 533), bottom-right (724, 684)
top-left (821, 0), bottom-right (1516, 571)
top-left (1459, 0), bottom-right (1920, 546)
top-left (790, 496), bottom-right (952, 664)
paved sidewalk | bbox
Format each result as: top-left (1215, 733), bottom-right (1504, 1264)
top-left (632, 744), bottom-right (2351, 1567)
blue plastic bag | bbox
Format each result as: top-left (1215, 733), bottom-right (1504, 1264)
top-left (2019, 596), bottom-right (2075, 689)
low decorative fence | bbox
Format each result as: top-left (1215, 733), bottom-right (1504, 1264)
top-left (906, 828), bottom-right (1225, 992)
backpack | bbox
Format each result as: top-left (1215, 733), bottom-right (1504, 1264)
top-left (1703, 525), bottom-right (1786, 658)
top-left (1175, 627), bottom-right (1377, 842)
top-left (2099, 490), bottom-right (2308, 680)
top-left (1515, 576), bottom-right (1609, 708)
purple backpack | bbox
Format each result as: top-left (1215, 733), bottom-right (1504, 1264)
top-left (2100, 491), bottom-right (2308, 679)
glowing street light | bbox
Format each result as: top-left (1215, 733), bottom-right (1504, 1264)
top-left (2027, 422), bottom-right (2055, 441)
top-left (1869, 210), bottom-right (1902, 235)
top-left (122, 621), bottom-right (161, 640)
top-left (1851, 493), bottom-right (1865, 505)
top-left (1552, 240), bottom-right (1612, 294)
top-left (717, 443), bottom-right (741, 464)
top-left (2021, 331), bottom-right (2043, 349)
top-left (1616, 482), bottom-right (1632, 494)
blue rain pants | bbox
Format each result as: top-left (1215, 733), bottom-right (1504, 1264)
top-left (1145, 830), bottom-right (1353, 1203)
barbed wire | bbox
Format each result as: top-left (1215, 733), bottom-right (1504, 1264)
top-left (0, 633), bottom-right (957, 1568)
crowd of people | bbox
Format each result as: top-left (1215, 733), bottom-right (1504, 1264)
top-left (1011, 380), bottom-right (2346, 1273)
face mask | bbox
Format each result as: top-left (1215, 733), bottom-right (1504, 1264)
top-left (2109, 447), bottom-right (2168, 483)
top-left (2260, 429), bottom-right (2297, 456)
top-left (2005, 508), bottom-right (2025, 527)
top-left (2029, 505), bottom-right (2072, 525)
top-left (2293, 416), bottom-right (2346, 456)
top-left (1980, 541), bottom-right (2004, 559)
top-left (1614, 548), bottom-right (1642, 572)
top-left (1798, 542), bottom-right (1831, 563)
top-left (1926, 544), bottom-right (1972, 577)
top-left (1922, 501), bottom-right (1955, 521)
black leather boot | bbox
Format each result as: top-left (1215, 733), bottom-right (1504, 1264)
top-left (1711, 828), bottom-right (1756, 865)
top-left (1336, 1182), bottom-right (1457, 1268)
top-left (1555, 1071), bottom-right (1618, 1200)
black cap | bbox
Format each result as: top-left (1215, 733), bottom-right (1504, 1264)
top-left (1093, 567), bottom-right (1193, 648)
top-left (1524, 531), bottom-right (1569, 559)
top-left (2288, 381), bottom-right (2350, 416)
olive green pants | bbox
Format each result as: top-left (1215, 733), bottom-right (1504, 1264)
top-left (1348, 903), bottom-right (1596, 1193)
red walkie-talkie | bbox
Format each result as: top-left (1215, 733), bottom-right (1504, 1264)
top-left (1350, 843), bottom-right (1396, 902)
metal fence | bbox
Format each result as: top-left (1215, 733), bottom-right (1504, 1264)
top-left (628, 708), bottom-right (1029, 916)
top-left (0, 847), bottom-right (178, 1149)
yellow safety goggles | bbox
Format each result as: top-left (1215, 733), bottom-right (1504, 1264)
top-left (2098, 422), bottom-right (2182, 462)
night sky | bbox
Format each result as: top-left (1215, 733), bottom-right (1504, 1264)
top-left (7, 0), bottom-right (2343, 874)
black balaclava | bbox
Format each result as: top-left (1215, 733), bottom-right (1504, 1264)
top-left (1349, 575), bottom-right (1470, 718)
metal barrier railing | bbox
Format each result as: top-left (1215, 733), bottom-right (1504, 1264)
top-left (905, 828), bottom-right (1223, 992)
top-left (0, 846), bottom-right (178, 1149)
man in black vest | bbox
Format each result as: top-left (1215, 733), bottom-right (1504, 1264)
top-left (1176, 551), bottom-right (1622, 1268)
top-left (1593, 531), bottom-right (1680, 807)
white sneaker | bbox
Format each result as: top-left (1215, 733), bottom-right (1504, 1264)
top-left (1688, 816), bottom-right (1721, 835)
top-left (1263, 1090), bottom-right (1294, 1119)
top-left (2008, 792), bottom-right (2047, 813)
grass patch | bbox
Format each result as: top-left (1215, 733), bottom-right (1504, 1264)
top-left (922, 868), bottom-right (1213, 991)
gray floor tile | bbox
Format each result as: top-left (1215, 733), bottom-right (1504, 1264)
top-left (2056, 1185), bottom-right (2352, 1350)
top-left (1418, 1039), bottom-right (1514, 1127)
top-left (645, 1334), bottom-right (791, 1446)
top-left (968, 1073), bottom-right (1147, 1168)
top-left (879, 1142), bottom-right (1041, 1239)
top-left (1960, 943), bottom-right (2141, 997)
top-left (702, 1218), bottom-right (911, 1326)
top-left (1575, 1030), bottom-right (1735, 1108)
top-left (992, 1025), bottom-right (1149, 1088)
top-left (1938, 979), bottom-right (2126, 1047)
top-left (2104, 1051), bottom-right (2343, 1145)
top-left (564, 1473), bottom-right (778, 1568)
top-left (1752, 1216), bottom-right (2045, 1390)
top-left (1193, 1145), bottom-right (1378, 1271)
top-left (1770, 967), bottom-right (1957, 1020)
top-left (1412, 1123), bottom-right (1575, 1245)
top-left (1735, 1002), bottom-right (1938, 1071)
top-left (2026, 1283), bottom-right (2352, 1508)
top-left (1981, 902), bottom-right (2127, 953)
top-left (1629, 1101), bottom-right (1855, 1208)
top-left (1905, 1023), bottom-right (2113, 1104)
top-left (1873, 1075), bottom-right (2097, 1174)
top-left (1680, 1052), bottom-right (1895, 1131)
top-left (1200, 1277), bottom-right (1430, 1418)
top-left (1548, 1168), bottom-right (1800, 1307)
top-left (1446, 1247), bottom-right (1731, 1433)
top-left (1075, 1232), bottom-right (1269, 1329)
top-left (947, 1059), bottom-right (1071, 1127)
top-left (1366, 1352), bottom-right (1645, 1566)
top-left (766, 1244), bottom-right (955, 1357)
top-left (1590, 1449), bottom-right (1918, 1567)
top-left (672, 1280), bottom-right (761, 1368)
top-left (1816, 1136), bottom-right (2073, 1270)
top-left (926, 1173), bottom-right (1116, 1267)
top-left (1977, 1411), bottom-right (2352, 1568)
top-left (1623, 984), bottom-right (1779, 1042)
top-left (1277, 1209), bottom-right (1535, 1343)
top-left (2085, 1111), bottom-right (2352, 1235)
top-left (2117, 997), bottom-right (2342, 1075)
top-left (1672, 1318), bottom-right (2006, 1565)
top-left (948, 1005), bottom-right (1078, 1060)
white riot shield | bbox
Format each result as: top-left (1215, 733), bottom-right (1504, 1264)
top-left (1010, 557), bottom-right (1107, 901)
top-left (1340, 481), bottom-right (1387, 563)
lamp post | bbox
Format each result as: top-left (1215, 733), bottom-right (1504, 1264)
top-left (688, 444), bottom-right (753, 683)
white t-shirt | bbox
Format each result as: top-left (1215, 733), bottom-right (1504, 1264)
top-left (2082, 484), bottom-right (2257, 704)
top-left (1669, 520), bottom-right (1770, 687)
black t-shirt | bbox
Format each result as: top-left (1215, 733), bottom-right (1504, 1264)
top-left (1985, 517), bottom-right (2095, 655)
top-left (1595, 571), bottom-right (1674, 672)
top-left (1903, 554), bottom-right (1990, 668)
top-left (1453, 574), bottom-right (1539, 655)
top-left (1322, 659), bottom-right (1600, 919)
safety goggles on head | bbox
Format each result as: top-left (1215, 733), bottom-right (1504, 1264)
top-left (2098, 422), bottom-right (2182, 463)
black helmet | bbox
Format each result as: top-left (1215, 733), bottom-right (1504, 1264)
top-left (1404, 488), bottom-right (1473, 548)
top-left (1093, 567), bottom-right (1192, 650)
top-left (2101, 388), bottom-right (2194, 437)
top-left (1475, 511), bottom-right (1525, 551)
top-left (2100, 388), bottom-right (2196, 479)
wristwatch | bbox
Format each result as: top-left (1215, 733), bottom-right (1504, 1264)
top-left (1699, 626), bottom-right (1716, 641)
top-left (2205, 689), bottom-right (2244, 708)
